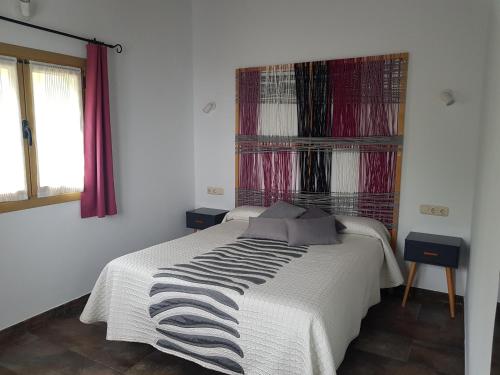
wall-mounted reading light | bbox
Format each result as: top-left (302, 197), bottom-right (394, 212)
top-left (202, 102), bottom-right (216, 114)
top-left (19, 0), bottom-right (31, 18)
top-left (440, 90), bottom-right (455, 106)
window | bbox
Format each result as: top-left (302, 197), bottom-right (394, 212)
top-left (0, 42), bottom-right (86, 213)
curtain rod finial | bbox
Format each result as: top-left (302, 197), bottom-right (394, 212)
top-left (112, 44), bottom-right (123, 53)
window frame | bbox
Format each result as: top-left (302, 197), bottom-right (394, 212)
top-left (0, 42), bottom-right (86, 214)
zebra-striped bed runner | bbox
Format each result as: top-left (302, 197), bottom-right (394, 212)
top-left (149, 238), bottom-right (309, 374)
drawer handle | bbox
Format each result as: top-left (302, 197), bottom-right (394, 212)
top-left (194, 219), bottom-right (204, 224)
top-left (423, 251), bottom-right (439, 257)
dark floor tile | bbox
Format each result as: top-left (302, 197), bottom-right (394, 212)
top-left (352, 329), bottom-right (411, 361)
top-left (436, 312), bottom-right (465, 350)
top-left (411, 288), bottom-right (462, 306)
top-left (493, 342), bottom-right (500, 366)
top-left (364, 314), bottom-right (464, 351)
top-left (338, 348), bottom-right (439, 375)
top-left (494, 304), bottom-right (500, 372)
top-left (365, 297), bottom-right (421, 324)
top-left (0, 333), bottom-right (120, 375)
top-left (409, 342), bottom-right (464, 375)
top-left (492, 361), bottom-right (500, 375)
top-left (418, 300), bottom-right (463, 328)
top-left (125, 350), bottom-right (221, 375)
top-left (31, 317), bottom-right (153, 373)
top-left (0, 324), bottom-right (28, 350)
top-left (0, 296), bottom-right (89, 348)
top-left (0, 366), bottom-right (16, 375)
top-left (124, 350), bottom-right (187, 375)
top-left (494, 305), bottom-right (500, 342)
top-left (364, 315), bottom-right (437, 340)
top-left (182, 358), bottom-right (222, 375)
top-left (0, 288), bottom-right (470, 375)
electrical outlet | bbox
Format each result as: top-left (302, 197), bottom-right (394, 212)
top-left (420, 205), bottom-right (449, 217)
top-left (207, 186), bottom-right (224, 195)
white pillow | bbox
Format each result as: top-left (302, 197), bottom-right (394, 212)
top-left (335, 215), bottom-right (391, 242)
top-left (224, 206), bottom-right (267, 222)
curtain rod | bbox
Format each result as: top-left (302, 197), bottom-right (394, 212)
top-left (0, 15), bottom-right (123, 53)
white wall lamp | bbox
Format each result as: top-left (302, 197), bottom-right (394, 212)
top-left (202, 102), bottom-right (216, 114)
top-left (19, 0), bottom-right (32, 19)
top-left (440, 89), bottom-right (455, 106)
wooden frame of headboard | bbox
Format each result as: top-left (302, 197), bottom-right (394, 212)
top-left (392, 53), bottom-right (408, 248)
top-left (235, 53), bottom-right (408, 250)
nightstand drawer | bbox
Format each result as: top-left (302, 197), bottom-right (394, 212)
top-left (187, 214), bottom-right (210, 229)
top-left (404, 240), bottom-right (460, 268)
top-left (186, 208), bottom-right (229, 230)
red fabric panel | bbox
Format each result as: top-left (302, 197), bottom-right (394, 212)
top-left (81, 44), bottom-right (117, 218)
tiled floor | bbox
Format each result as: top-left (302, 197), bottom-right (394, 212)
top-left (493, 304), bottom-right (500, 375)
top-left (0, 288), bottom-right (486, 375)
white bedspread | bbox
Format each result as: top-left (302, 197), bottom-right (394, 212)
top-left (81, 219), bottom-right (403, 375)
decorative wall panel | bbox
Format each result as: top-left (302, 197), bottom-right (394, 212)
top-left (235, 53), bottom-right (408, 244)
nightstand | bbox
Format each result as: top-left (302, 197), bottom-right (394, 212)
top-left (186, 208), bottom-right (229, 231)
top-left (401, 232), bottom-right (464, 318)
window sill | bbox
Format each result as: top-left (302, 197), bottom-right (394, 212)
top-left (0, 192), bottom-right (81, 214)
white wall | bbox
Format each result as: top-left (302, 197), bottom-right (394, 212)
top-left (0, 0), bottom-right (194, 330)
top-left (192, 0), bottom-right (490, 296)
top-left (465, 0), bottom-right (500, 373)
top-left (0, 0), bottom-right (493, 335)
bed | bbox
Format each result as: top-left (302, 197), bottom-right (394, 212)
top-left (81, 212), bottom-right (403, 375)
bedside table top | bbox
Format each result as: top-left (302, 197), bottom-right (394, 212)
top-left (406, 232), bottom-right (463, 248)
top-left (187, 207), bottom-right (229, 216)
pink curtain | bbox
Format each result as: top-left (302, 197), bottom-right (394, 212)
top-left (81, 44), bottom-right (117, 218)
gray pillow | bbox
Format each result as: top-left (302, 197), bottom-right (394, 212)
top-left (259, 201), bottom-right (306, 219)
top-left (238, 217), bottom-right (288, 242)
top-left (286, 216), bottom-right (340, 246)
top-left (299, 207), bottom-right (347, 232)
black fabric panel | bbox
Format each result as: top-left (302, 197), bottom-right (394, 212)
top-left (295, 61), bottom-right (329, 137)
top-left (299, 150), bottom-right (332, 193)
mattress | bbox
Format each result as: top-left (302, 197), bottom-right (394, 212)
top-left (81, 218), bottom-right (403, 375)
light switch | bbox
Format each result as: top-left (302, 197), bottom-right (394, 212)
top-left (420, 205), bottom-right (449, 217)
top-left (207, 186), bottom-right (224, 195)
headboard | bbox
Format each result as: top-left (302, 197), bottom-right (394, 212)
top-left (235, 53), bottom-right (408, 247)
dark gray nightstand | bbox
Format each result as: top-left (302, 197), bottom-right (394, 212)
top-left (401, 232), bottom-right (465, 318)
top-left (186, 208), bottom-right (229, 231)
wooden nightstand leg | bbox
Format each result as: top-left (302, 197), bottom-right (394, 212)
top-left (445, 267), bottom-right (456, 319)
top-left (402, 262), bottom-right (417, 307)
